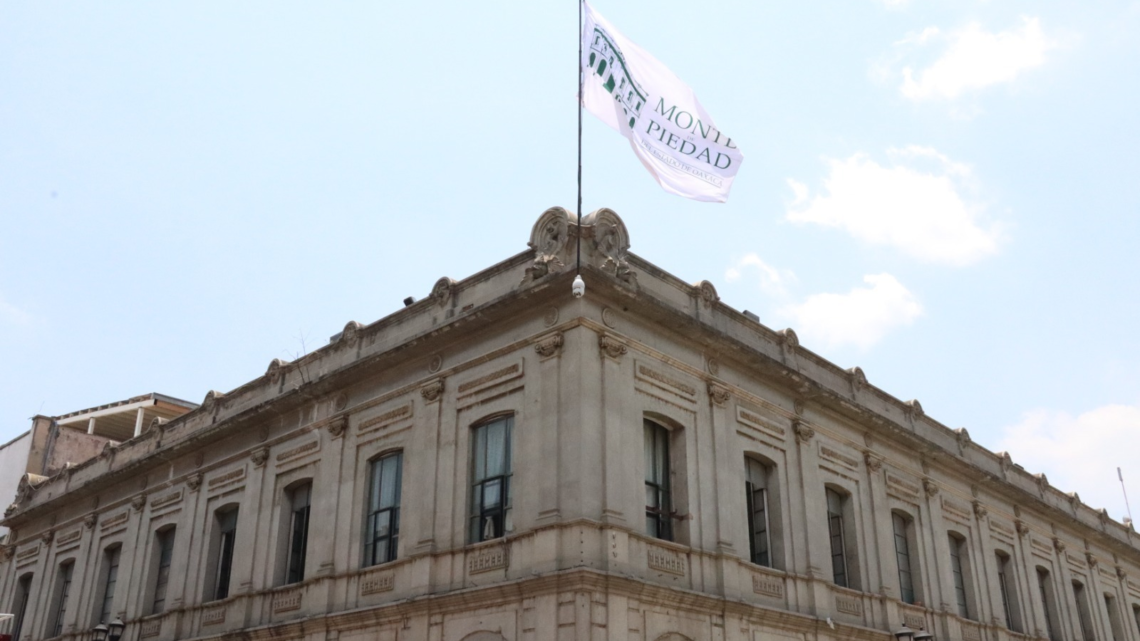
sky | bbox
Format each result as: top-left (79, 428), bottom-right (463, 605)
top-left (1, 1), bottom-right (1138, 521)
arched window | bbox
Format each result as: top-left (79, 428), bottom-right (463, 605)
top-left (948, 532), bottom-right (975, 619)
top-left (645, 419), bottom-right (673, 541)
top-left (93, 544), bottom-right (121, 624)
top-left (1037, 567), bottom-right (1061, 641)
top-left (745, 457), bottom-right (772, 566)
top-left (826, 487), bottom-right (857, 588)
top-left (10, 573), bottom-right (33, 641)
top-left (365, 452), bottom-right (403, 564)
top-left (892, 511), bottom-right (920, 604)
top-left (205, 505), bottom-right (239, 601)
top-left (149, 526), bottom-right (176, 614)
top-left (995, 550), bottom-right (1023, 632)
top-left (470, 416), bottom-right (512, 543)
top-left (1073, 579), bottom-right (1097, 641)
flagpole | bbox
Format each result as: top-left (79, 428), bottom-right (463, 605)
top-left (575, 0), bottom-right (583, 276)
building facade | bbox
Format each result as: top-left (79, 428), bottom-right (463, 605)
top-left (1, 207), bottom-right (1138, 641)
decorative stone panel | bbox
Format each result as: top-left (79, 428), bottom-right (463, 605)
top-left (150, 489), bottom-right (182, 511)
top-left (735, 405), bottom-right (786, 440)
top-left (646, 544), bottom-right (686, 576)
top-left (201, 605), bottom-right (226, 626)
top-left (360, 568), bottom-right (395, 595)
top-left (101, 510), bottom-right (129, 532)
top-left (276, 440), bottom-right (320, 465)
top-left (751, 573), bottom-right (784, 599)
top-left (207, 466), bottom-right (246, 493)
top-left (468, 544), bottom-right (509, 574)
top-left (139, 618), bottom-right (161, 639)
top-left (272, 588), bottom-right (302, 613)
top-left (358, 402), bottom-right (413, 435)
top-left (635, 361), bottom-right (698, 405)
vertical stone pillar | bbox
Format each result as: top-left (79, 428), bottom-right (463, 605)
top-left (413, 378), bottom-right (445, 554)
top-left (1053, 540), bottom-right (1081, 640)
top-left (791, 419), bottom-right (833, 617)
top-left (864, 452), bottom-right (901, 623)
top-left (1084, 553), bottom-right (1112, 641)
top-left (312, 417), bottom-right (348, 585)
top-left (597, 333), bottom-right (627, 528)
top-left (922, 480), bottom-right (954, 616)
top-left (231, 450), bottom-right (269, 598)
top-left (1013, 521), bottom-right (1046, 639)
top-left (706, 382), bottom-right (736, 553)
top-left (971, 502), bottom-right (1002, 629)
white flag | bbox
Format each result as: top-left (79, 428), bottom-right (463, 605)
top-left (582, 1), bottom-right (743, 202)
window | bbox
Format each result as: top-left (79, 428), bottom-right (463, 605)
top-left (1132, 605), bottom-right (1140, 638)
top-left (95, 545), bottom-right (121, 624)
top-left (207, 507), bottom-right (238, 601)
top-left (644, 420), bottom-right (672, 541)
top-left (826, 488), bottom-right (850, 587)
top-left (151, 527), bottom-right (176, 614)
top-left (49, 561), bottom-right (74, 637)
top-left (892, 511), bottom-right (919, 604)
top-left (1074, 580), bottom-right (1097, 641)
top-left (948, 533), bottom-right (972, 619)
top-left (1037, 567), bottom-right (1061, 641)
top-left (364, 453), bottom-right (402, 565)
top-left (285, 483), bottom-right (311, 583)
top-left (470, 417), bottom-right (512, 543)
top-left (995, 551), bottom-right (1023, 632)
top-left (1104, 594), bottom-right (1124, 641)
top-left (745, 458), bottom-right (772, 567)
top-left (11, 573), bottom-right (32, 641)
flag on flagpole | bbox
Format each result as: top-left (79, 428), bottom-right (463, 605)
top-left (581, 1), bottom-right (743, 203)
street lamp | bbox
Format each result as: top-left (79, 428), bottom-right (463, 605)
top-left (914, 628), bottom-right (934, 641)
top-left (894, 625), bottom-right (915, 641)
top-left (91, 624), bottom-right (108, 641)
top-left (108, 619), bottom-right (125, 641)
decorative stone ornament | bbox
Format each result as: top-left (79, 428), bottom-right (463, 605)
top-left (421, 379), bottom-right (444, 403)
top-left (428, 354), bottom-right (443, 374)
top-left (923, 478), bottom-right (940, 498)
top-left (1086, 552), bottom-right (1099, 568)
top-left (41, 529), bottom-right (54, 544)
top-left (1035, 473), bottom-right (1049, 495)
top-left (131, 495), bottom-right (146, 512)
top-left (955, 428), bottom-right (971, 454)
top-left (1015, 520), bottom-right (1030, 538)
top-left (187, 473), bottom-right (203, 492)
top-left (598, 334), bottom-right (628, 359)
top-left (905, 399), bottom-right (924, 421)
top-left (694, 280), bottom-right (719, 309)
top-left (863, 451), bottom-right (883, 472)
top-left (251, 448), bottom-right (269, 467)
top-left (707, 383), bottom-right (730, 406)
top-left (333, 393), bottom-right (349, 412)
top-left (533, 333), bottom-right (564, 359)
top-left (339, 321), bottom-right (362, 347)
top-left (848, 366), bottom-right (867, 394)
top-left (973, 501), bottom-right (988, 520)
top-left (84, 513), bottom-right (97, 530)
top-left (327, 417), bottom-right (347, 439)
top-left (524, 207), bottom-right (570, 282)
top-left (266, 358), bottom-right (288, 382)
top-left (1053, 537), bottom-right (1066, 554)
top-left (793, 421), bottom-right (815, 443)
top-left (431, 277), bottom-right (457, 308)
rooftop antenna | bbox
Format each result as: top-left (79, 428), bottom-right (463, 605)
top-left (1119, 467), bottom-right (1134, 527)
top-left (572, 0), bottom-right (585, 300)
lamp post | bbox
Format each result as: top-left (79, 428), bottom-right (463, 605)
top-left (894, 625), bottom-right (915, 641)
top-left (914, 628), bottom-right (933, 641)
top-left (92, 619), bottom-right (124, 641)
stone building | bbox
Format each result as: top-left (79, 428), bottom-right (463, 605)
top-left (1, 207), bottom-right (1138, 641)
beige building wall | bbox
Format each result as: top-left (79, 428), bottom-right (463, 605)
top-left (1, 208), bottom-right (1138, 641)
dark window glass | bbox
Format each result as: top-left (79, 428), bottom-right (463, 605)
top-left (151, 528), bottom-right (175, 614)
top-left (471, 417), bottom-right (512, 543)
top-left (11, 574), bottom-right (32, 641)
top-left (644, 420), bottom-right (672, 541)
top-left (826, 488), bottom-right (848, 587)
top-left (1038, 568), bottom-right (1059, 641)
top-left (51, 562), bottom-right (74, 637)
top-left (286, 483), bottom-right (311, 583)
top-left (1074, 580), bottom-right (1097, 641)
top-left (213, 509), bottom-right (238, 600)
top-left (365, 452), bottom-right (403, 565)
top-left (892, 512), bottom-right (916, 604)
top-left (98, 547), bottom-right (121, 624)
top-left (996, 552), bottom-right (1021, 632)
top-left (1105, 594), bottom-right (1124, 641)
top-left (745, 459), bottom-right (771, 567)
top-left (1131, 605), bottom-right (1140, 638)
top-left (949, 534), bottom-right (970, 618)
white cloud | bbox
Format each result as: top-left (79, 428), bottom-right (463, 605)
top-left (0, 294), bottom-right (32, 327)
top-left (996, 404), bottom-right (1140, 521)
top-left (778, 273), bottom-right (922, 351)
top-left (900, 18), bottom-right (1056, 101)
top-left (725, 254), bottom-right (796, 298)
top-left (786, 146), bottom-right (1003, 266)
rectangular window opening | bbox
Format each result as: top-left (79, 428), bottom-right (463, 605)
top-left (365, 452), bottom-right (403, 565)
top-left (286, 483), bottom-right (311, 583)
top-left (644, 420), bottom-right (672, 542)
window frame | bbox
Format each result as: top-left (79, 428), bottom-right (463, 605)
top-left (364, 451), bottom-right (403, 565)
top-left (892, 510), bottom-right (920, 605)
top-left (1037, 566), bottom-right (1062, 641)
top-left (948, 531), bottom-right (974, 620)
top-left (10, 573), bottom-right (33, 641)
top-left (470, 416), bottom-right (513, 544)
top-left (745, 457), bottom-right (772, 567)
top-left (644, 419), bottom-right (673, 542)
top-left (48, 560), bottom-right (74, 638)
top-left (150, 526), bottom-right (176, 615)
top-left (284, 481), bottom-right (312, 583)
top-left (995, 550), bottom-right (1023, 633)
top-left (94, 544), bottom-right (122, 625)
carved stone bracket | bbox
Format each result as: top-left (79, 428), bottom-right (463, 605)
top-left (923, 478), bottom-right (940, 498)
top-left (598, 334), bottom-right (628, 360)
top-left (1015, 520), bottom-right (1030, 538)
top-left (863, 451), bottom-right (883, 473)
top-left (83, 513), bottom-right (97, 530)
top-left (187, 473), bottom-right (203, 492)
top-left (1052, 537), bottom-right (1066, 554)
top-left (251, 448), bottom-right (269, 468)
top-left (1085, 552), bottom-right (1099, 569)
top-left (534, 333), bottom-right (564, 359)
top-left (793, 421), bottom-right (815, 444)
top-left (707, 382), bottom-right (730, 406)
top-left (327, 417), bottom-right (347, 439)
top-left (420, 379), bottom-right (444, 403)
top-left (131, 495), bottom-right (146, 512)
top-left (41, 530), bottom-right (54, 544)
top-left (973, 501), bottom-right (988, 521)
top-left (431, 277), bottom-right (457, 308)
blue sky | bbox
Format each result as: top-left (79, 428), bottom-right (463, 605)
top-left (2, 1), bottom-right (1138, 519)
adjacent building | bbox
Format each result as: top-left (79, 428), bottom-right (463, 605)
top-left (1, 207), bottom-right (1138, 641)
